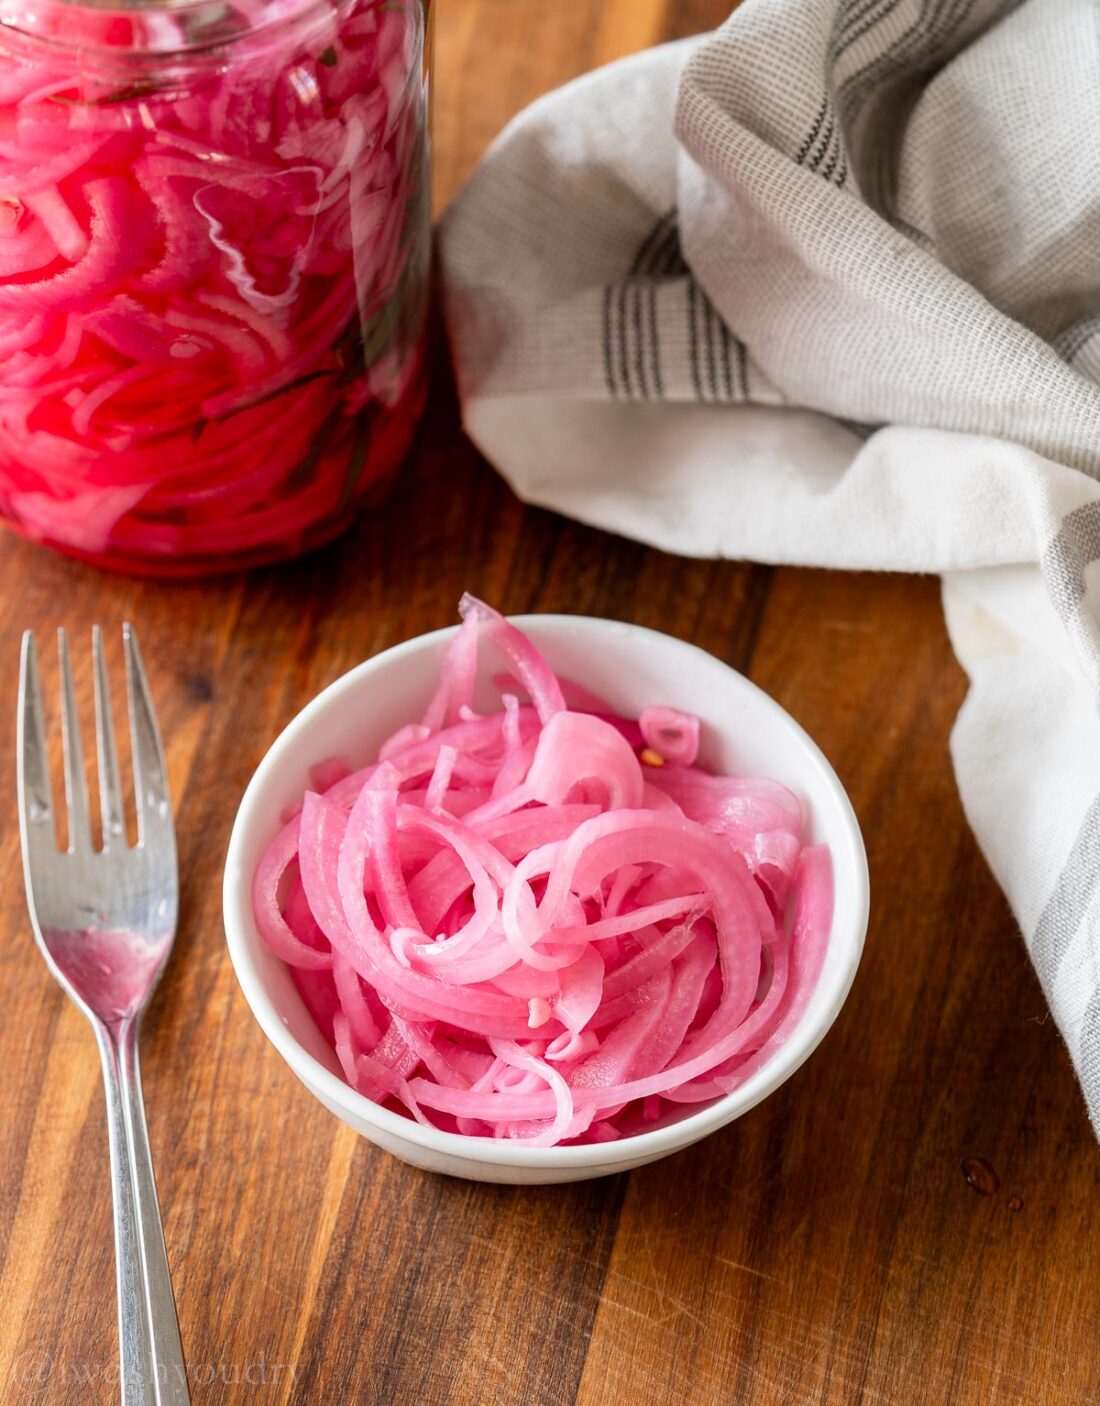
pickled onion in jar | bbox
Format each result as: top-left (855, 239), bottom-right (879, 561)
top-left (0, 0), bottom-right (432, 574)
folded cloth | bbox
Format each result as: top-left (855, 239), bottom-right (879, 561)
top-left (439, 0), bottom-right (1100, 1134)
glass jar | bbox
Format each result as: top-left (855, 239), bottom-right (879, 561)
top-left (0, 0), bottom-right (431, 574)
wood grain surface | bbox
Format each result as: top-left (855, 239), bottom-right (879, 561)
top-left (2, 2), bottom-right (1099, 1403)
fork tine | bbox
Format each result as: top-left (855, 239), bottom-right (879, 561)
top-left (17, 630), bottom-right (57, 856)
top-left (58, 627), bottom-right (92, 855)
top-left (124, 624), bottom-right (172, 846)
top-left (93, 625), bottom-right (126, 850)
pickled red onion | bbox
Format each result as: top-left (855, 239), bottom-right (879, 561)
top-left (254, 600), bottom-right (835, 1146)
top-left (0, 0), bottom-right (430, 573)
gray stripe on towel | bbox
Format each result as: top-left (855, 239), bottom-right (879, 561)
top-left (1077, 985), bottom-right (1100, 1124)
top-left (1032, 791), bottom-right (1100, 997)
top-left (1042, 502), bottom-right (1100, 622)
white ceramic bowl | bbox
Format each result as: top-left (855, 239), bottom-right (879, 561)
top-left (223, 615), bottom-right (869, 1184)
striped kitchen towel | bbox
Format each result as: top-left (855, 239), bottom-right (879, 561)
top-left (439, 0), bottom-right (1100, 1131)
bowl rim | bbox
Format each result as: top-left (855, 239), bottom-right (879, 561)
top-left (223, 614), bottom-right (870, 1169)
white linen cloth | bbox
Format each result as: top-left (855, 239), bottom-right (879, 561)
top-left (438, 0), bottom-right (1100, 1133)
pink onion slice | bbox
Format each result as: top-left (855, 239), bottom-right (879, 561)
top-left (639, 706), bottom-right (700, 766)
top-left (252, 603), bottom-right (835, 1145)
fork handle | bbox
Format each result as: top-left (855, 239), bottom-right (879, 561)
top-left (96, 1020), bottom-right (191, 1406)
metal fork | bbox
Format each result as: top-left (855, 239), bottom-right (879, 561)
top-left (18, 625), bottom-right (191, 1406)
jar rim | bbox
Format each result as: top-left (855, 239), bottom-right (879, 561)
top-left (0, 0), bottom-right (401, 60)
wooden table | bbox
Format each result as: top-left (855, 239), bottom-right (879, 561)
top-left (2, 3), bottom-right (1098, 1403)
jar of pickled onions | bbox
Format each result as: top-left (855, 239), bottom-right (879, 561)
top-left (0, 0), bottom-right (431, 574)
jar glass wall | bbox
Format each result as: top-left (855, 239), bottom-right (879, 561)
top-left (0, 0), bottom-right (432, 574)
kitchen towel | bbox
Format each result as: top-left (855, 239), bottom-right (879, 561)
top-left (439, 0), bottom-right (1100, 1132)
